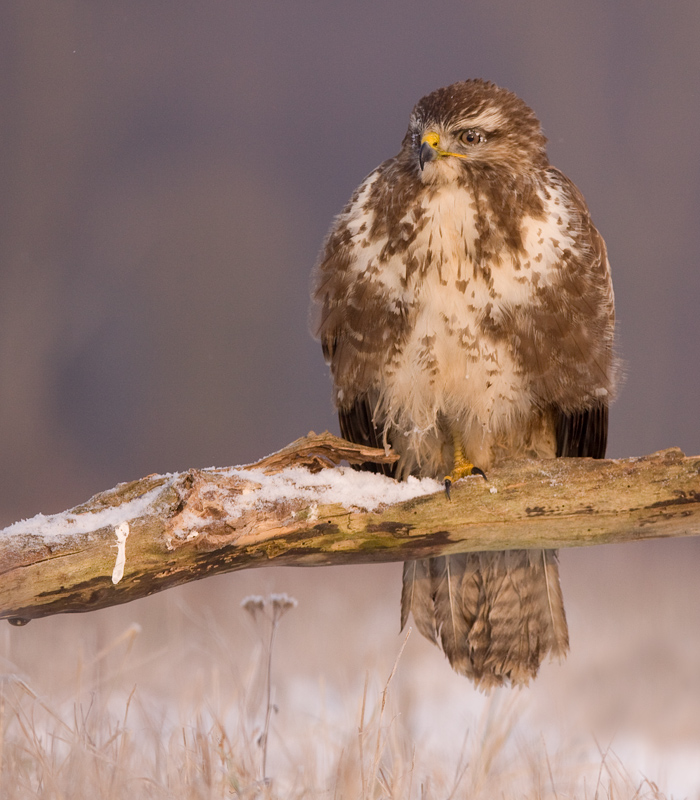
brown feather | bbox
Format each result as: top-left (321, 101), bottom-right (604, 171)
top-left (400, 560), bottom-right (438, 644)
top-left (311, 79), bottom-right (615, 688)
top-left (429, 555), bottom-right (475, 678)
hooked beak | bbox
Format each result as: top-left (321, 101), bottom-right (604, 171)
top-left (419, 131), bottom-right (441, 170)
top-left (419, 141), bottom-right (438, 170)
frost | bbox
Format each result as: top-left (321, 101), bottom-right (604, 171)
top-left (222, 465), bottom-right (443, 514)
top-left (166, 465), bottom-right (443, 542)
top-left (0, 485), bottom-right (164, 543)
top-left (0, 466), bottom-right (443, 547)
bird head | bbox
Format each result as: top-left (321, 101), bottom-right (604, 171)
top-left (404, 80), bottom-right (549, 182)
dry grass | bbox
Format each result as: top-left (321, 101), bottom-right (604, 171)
top-left (1, 664), bottom-right (667, 800)
top-left (0, 571), bottom-right (678, 800)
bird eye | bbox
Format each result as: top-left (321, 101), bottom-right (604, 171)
top-left (460, 128), bottom-right (485, 145)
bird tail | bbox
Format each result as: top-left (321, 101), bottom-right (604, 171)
top-left (401, 550), bottom-right (569, 689)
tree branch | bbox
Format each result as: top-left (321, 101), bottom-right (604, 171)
top-left (1, 432), bottom-right (698, 623)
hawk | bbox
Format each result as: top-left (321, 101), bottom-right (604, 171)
top-left (312, 80), bottom-right (616, 688)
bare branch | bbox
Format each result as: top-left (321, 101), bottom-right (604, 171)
top-left (1, 432), bottom-right (698, 623)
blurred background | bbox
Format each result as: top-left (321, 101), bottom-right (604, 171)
top-left (1, 2), bottom-right (699, 795)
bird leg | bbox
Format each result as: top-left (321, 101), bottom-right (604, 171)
top-left (443, 429), bottom-right (486, 499)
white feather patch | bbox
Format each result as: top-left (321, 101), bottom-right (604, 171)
top-left (368, 177), bottom-right (582, 465)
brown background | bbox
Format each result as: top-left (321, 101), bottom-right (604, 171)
top-left (1, 2), bottom-right (700, 791)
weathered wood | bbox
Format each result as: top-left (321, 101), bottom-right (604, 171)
top-left (1, 432), bottom-right (698, 623)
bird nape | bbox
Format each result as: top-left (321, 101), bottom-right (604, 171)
top-left (312, 79), bottom-right (617, 689)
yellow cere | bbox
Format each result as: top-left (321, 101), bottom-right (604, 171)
top-left (421, 131), bottom-right (441, 148)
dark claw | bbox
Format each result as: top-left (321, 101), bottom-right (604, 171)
top-left (444, 478), bottom-right (452, 500)
top-left (471, 466), bottom-right (488, 481)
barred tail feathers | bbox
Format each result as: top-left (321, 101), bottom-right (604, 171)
top-left (401, 550), bottom-right (569, 688)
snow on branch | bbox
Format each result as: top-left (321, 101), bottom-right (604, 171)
top-left (1, 432), bottom-right (699, 624)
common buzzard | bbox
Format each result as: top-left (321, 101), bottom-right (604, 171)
top-left (312, 80), bottom-right (616, 688)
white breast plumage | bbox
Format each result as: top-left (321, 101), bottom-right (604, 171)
top-left (373, 180), bottom-right (577, 460)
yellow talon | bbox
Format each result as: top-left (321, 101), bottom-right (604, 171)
top-left (443, 432), bottom-right (486, 499)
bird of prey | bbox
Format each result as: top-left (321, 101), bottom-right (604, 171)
top-left (312, 80), bottom-right (616, 688)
